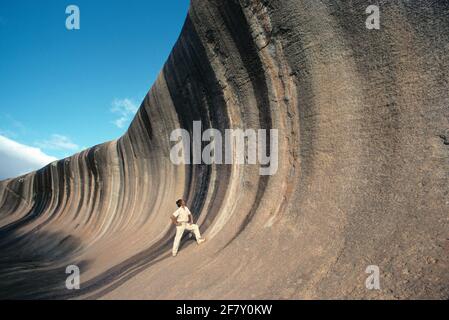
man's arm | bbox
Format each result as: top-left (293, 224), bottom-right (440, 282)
top-left (171, 215), bottom-right (180, 226)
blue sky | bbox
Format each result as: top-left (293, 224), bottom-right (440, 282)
top-left (0, 0), bottom-right (189, 180)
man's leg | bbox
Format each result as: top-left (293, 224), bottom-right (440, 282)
top-left (185, 223), bottom-right (205, 243)
top-left (172, 224), bottom-right (185, 256)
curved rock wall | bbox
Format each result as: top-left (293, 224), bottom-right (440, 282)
top-left (0, 0), bottom-right (448, 299)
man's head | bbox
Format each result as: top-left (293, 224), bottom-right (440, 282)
top-left (176, 199), bottom-right (185, 208)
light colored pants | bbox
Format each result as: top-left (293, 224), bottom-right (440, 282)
top-left (172, 222), bottom-right (202, 255)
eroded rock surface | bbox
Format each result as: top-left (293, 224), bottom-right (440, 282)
top-left (1, 0), bottom-right (448, 299)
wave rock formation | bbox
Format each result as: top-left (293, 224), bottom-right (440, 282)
top-left (1, 0), bottom-right (448, 299)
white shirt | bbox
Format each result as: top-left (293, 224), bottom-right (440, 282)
top-left (172, 206), bottom-right (191, 223)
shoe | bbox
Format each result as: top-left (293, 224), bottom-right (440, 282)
top-left (172, 252), bottom-right (177, 257)
top-left (197, 238), bottom-right (206, 244)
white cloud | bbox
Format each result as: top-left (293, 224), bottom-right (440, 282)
top-left (113, 117), bottom-right (128, 129)
top-left (110, 98), bottom-right (138, 129)
top-left (35, 134), bottom-right (79, 151)
top-left (0, 135), bottom-right (58, 180)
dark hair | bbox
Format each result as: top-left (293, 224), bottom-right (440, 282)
top-left (176, 199), bottom-right (183, 207)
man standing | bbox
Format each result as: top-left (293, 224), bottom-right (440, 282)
top-left (171, 199), bottom-right (206, 257)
